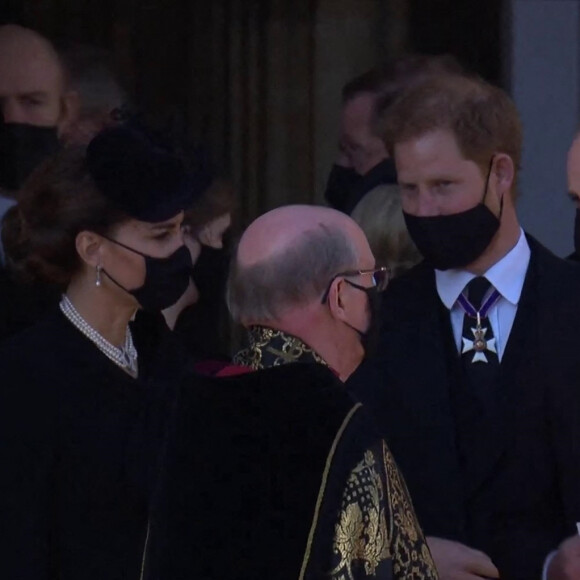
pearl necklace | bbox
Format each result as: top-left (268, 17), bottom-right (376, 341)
top-left (59, 295), bottom-right (139, 378)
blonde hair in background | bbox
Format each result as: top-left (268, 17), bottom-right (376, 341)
top-left (351, 184), bottom-right (422, 278)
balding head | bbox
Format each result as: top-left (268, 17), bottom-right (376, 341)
top-left (237, 205), bottom-right (366, 268)
top-left (229, 205), bottom-right (374, 325)
top-left (0, 25), bottom-right (72, 128)
top-left (567, 133), bottom-right (580, 208)
top-left (228, 204), bottom-right (379, 381)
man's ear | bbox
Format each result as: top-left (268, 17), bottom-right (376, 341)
top-left (327, 277), bottom-right (351, 323)
top-left (492, 153), bottom-right (515, 202)
top-left (75, 230), bottom-right (103, 269)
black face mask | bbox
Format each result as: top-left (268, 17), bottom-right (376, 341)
top-left (403, 161), bottom-right (500, 271)
top-left (574, 209), bottom-right (580, 256)
top-left (0, 123), bottom-right (60, 192)
top-left (343, 281), bottom-right (382, 358)
top-left (324, 165), bottom-right (361, 211)
top-left (102, 238), bottom-right (193, 311)
top-left (191, 245), bottom-right (228, 295)
top-left (324, 158), bottom-right (398, 214)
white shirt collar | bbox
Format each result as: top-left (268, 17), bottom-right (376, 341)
top-left (435, 229), bottom-right (531, 309)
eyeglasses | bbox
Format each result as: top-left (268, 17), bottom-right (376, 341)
top-left (320, 266), bottom-right (390, 304)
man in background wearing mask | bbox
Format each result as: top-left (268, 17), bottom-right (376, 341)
top-left (0, 24), bottom-right (76, 213)
top-left (0, 24), bottom-right (77, 340)
top-left (0, 27), bottom-right (128, 342)
top-left (353, 74), bottom-right (580, 580)
top-left (142, 205), bottom-right (438, 579)
top-left (324, 54), bottom-right (463, 215)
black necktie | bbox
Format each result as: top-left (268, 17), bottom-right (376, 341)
top-left (461, 276), bottom-right (500, 405)
top-left (450, 277), bottom-right (502, 478)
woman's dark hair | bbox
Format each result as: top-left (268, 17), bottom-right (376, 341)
top-left (3, 146), bottom-right (128, 287)
top-left (183, 178), bottom-right (236, 232)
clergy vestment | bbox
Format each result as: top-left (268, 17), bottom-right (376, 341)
top-left (143, 326), bottom-right (437, 580)
top-left (349, 235), bottom-right (580, 580)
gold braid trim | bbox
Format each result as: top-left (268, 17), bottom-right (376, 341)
top-left (298, 403), bottom-right (363, 580)
top-left (383, 442), bottom-right (438, 579)
top-left (139, 520), bottom-right (151, 580)
top-left (234, 326), bottom-right (327, 370)
top-left (330, 449), bottom-right (390, 579)
top-left (329, 443), bottom-right (438, 579)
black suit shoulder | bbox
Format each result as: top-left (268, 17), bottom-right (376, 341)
top-left (523, 237), bottom-right (580, 363)
top-left (527, 236), bottom-right (580, 304)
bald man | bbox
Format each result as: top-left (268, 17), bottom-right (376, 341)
top-left (143, 205), bottom-right (438, 580)
top-left (567, 133), bottom-right (580, 260)
top-left (0, 24), bottom-right (76, 197)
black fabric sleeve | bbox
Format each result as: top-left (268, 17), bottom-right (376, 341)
top-left (0, 365), bottom-right (56, 579)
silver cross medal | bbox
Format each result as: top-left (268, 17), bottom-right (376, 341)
top-left (462, 312), bottom-right (496, 363)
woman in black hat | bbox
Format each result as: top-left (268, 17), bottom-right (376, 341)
top-left (0, 127), bottom-right (195, 579)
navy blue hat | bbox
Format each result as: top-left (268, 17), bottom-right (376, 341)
top-left (86, 126), bottom-right (197, 223)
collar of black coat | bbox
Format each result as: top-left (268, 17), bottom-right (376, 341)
top-left (233, 325), bottom-right (328, 370)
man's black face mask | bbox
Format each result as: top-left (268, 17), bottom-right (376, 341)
top-left (324, 158), bottom-right (397, 214)
top-left (341, 281), bottom-right (382, 359)
top-left (403, 158), bottom-right (501, 271)
top-left (0, 123), bottom-right (60, 192)
top-left (324, 165), bottom-right (361, 212)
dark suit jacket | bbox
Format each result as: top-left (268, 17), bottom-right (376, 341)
top-left (349, 236), bottom-right (580, 580)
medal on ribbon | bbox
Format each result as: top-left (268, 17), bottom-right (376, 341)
top-left (457, 287), bottom-right (501, 363)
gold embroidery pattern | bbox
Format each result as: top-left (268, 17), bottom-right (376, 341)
top-left (383, 442), bottom-right (438, 579)
top-left (330, 445), bottom-right (438, 579)
top-left (331, 450), bottom-right (390, 579)
top-left (299, 404), bottom-right (363, 580)
top-left (234, 326), bottom-right (327, 370)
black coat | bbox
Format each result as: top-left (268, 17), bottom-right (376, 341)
top-left (349, 236), bottom-right (580, 580)
top-left (0, 308), bottom-right (188, 580)
top-left (0, 267), bottom-right (60, 344)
